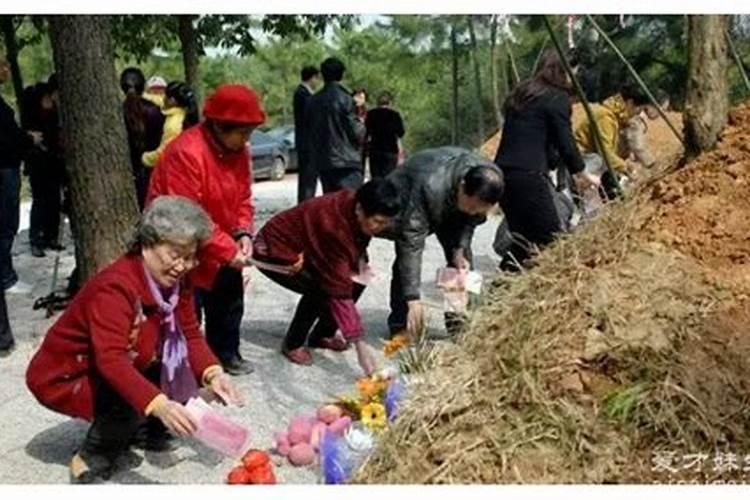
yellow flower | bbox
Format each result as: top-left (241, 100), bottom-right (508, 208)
top-left (360, 403), bottom-right (387, 431)
top-left (356, 377), bottom-right (389, 403)
top-left (335, 395), bottom-right (363, 418)
top-left (383, 334), bottom-right (410, 357)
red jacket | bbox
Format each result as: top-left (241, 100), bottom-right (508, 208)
top-left (26, 254), bottom-right (219, 421)
top-left (254, 190), bottom-right (368, 340)
top-left (147, 124), bottom-right (254, 290)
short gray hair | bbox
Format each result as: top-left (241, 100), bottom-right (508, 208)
top-left (131, 196), bottom-right (212, 251)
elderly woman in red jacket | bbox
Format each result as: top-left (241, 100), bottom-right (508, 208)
top-left (147, 84), bottom-right (266, 376)
top-left (253, 179), bottom-right (402, 374)
top-left (26, 196), bottom-right (243, 483)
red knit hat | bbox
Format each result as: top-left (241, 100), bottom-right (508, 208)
top-left (203, 84), bottom-right (266, 125)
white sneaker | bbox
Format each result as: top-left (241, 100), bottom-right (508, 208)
top-left (5, 280), bottom-right (33, 295)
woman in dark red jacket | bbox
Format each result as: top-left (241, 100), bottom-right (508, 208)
top-left (26, 196), bottom-right (243, 483)
top-left (147, 84), bottom-right (266, 376)
top-left (253, 179), bottom-right (402, 374)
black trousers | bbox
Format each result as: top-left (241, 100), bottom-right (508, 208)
top-left (0, 290), bottom-right (13, 350)
top-left (258, 265), bottom-right (365, 351)
top-left (319, 168), bottom-right (364, 194)
top-left (369, 150), bottom-right (399, 179)
top-left (0, 168), bottom-right (20, 290)
top-left (388, 221), bottom-right (474, 334)
top-left (79, 365), bottom-right (162, 461)
top-left (296, 148), bottom-right (318, 204)
top-left (28, 160), bottom-right (63, 248)
top-left (499, 169), bottom-right (562, 268)
top-left (198, 266), bottom-right (245, 363)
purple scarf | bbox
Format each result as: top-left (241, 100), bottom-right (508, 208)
top-left (143, 265), bottom-right (198, 404)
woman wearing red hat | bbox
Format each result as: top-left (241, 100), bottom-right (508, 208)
top-left (147, 84), bottom-right (266, 376)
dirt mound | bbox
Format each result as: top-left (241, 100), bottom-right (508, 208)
top-left (357, 105), bottom-right (750, 484)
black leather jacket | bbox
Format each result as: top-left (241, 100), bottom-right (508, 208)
top-left (305, 82), bottom-right (365, 172)
top-left (379, 147), bottom-right (500, 300)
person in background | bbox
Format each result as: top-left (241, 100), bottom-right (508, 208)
top-left (365, 91), bottom-right (405, 179)
top-left (253, 179), bottom-right (401, 373)
top-left (572, 82), bottom-right (651, 199)
top-left (379, 147), bottom-right (504, 338)
top-left (142, 81), bottom-right (199, 168)
top-left (618, 90), bottom-right (669, 172)
top-left (26, 196), bottom-right (243, 483)
top-left (352, 87), bottom-right (368, 170)
top-left (494, 49), bottom-right (597, 271)
top-left (120, 67), bottom-right (166, 211)
top-left (294, 65), bottom-right (321, 204)
top-left (22, 76), bottom-right (66, 258)
top-left (306, 57), bottom-right (366, 194)
top-left (352, 87), bottom-right (368, 122)
top-left (0, 53), bottom-right (43, 296)
top-left (144, 75), bottom-right (168, 108)
top-left (147, 84), bottom-right (266, 376)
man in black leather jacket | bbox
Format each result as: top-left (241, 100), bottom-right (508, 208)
top-left (305, 57), bottom-right (366, 193)
top-left (378, 147), bottom-right (504, 337)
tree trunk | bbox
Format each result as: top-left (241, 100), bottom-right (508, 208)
top-left (684, 15), bottom-right (730, 157)
top-left (178, 15), bottom-right (200, 95)
top-left (489, 15), bottom-right (502, 132)
top-left (450, 22), bottom-right (459, 145)
top-left (467, 15), bottom-right (485, 146)
top-left (48, 15), bottom-right (139, 283)
top-left (0, 16), bottom-right (25, 113)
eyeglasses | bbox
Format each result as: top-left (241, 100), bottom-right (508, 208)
top-left (157, 246), bottom-right (199, 270)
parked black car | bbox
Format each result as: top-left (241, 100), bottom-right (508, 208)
top-left (249, 130), bottom-right (289, 181)
top-left (266, 125), bottom-right (298, 171)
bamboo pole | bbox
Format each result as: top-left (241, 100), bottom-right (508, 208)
top-left (543, 16), bottom-right (618, 187)
top-left (505, 40), bottom-right (521, 85)
top-left (726, 29), bottom-right (750, 95)
top-left (584, 14), bottom-right (684, 145)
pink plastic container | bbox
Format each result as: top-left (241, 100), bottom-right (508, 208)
top-left (185, 397), bottom-right (252, 458)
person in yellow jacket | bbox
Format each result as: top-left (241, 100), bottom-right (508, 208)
top-left (142, 81), bottom-right (199, 168)
top-left (572, 84), bottom-right (651, 197)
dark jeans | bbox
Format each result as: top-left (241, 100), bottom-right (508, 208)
top-left (80, 365), bottom-right (161, 461)
top-left (0, 290), bottom-right (13, 350)
top-left (198, 266), bottom-right (244, 362)
top-left (369, 150), bottom-right (399, 179)
top-left (0, 168), bottom-right (20, 290)
top-left (28, 160), bottom-right (63, 247)
top-left (319, 167), bottom-right (364, 194)
top-left (296, 149), bottom-right (318, 204)
top-left (499, 169), bottom-right (562, 267)
top-left (258, 265), bottom-right (365, 351)
top-left (388, 223), bottom-right (474, 334)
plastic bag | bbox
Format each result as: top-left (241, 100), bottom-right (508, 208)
top-left (185, 397), bottom-right (252, 458)
top-left (320, 424), bottom-right (374, 484)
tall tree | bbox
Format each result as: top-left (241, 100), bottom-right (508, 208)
top-left (1, 16), bottom-right (24, 111)
top-left (178, 15), bottom-right (200, 92)
top-left (466, 15), bottom-right (485, 145)
top-left (684, 15), bottom-right (730, 156)
top-left (450, 20), bottom-right (459, 145)
top-left (488, 14), bottom-right (502, 131)
top-left (49, 15), bottom-right (139, 282)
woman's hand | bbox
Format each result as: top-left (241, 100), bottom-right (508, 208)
top-left (406, 300), bottom-right (425, 337)
top-left (573, 171), bottom-right (601, 193)
top-left (209, 372), bottom-right (244, 407)
top-left (354, 340), bottom-right (376, 376)
top-left (151, 398), bottom-right (198, 437)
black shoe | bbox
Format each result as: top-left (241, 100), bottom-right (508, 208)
top-left (221, 354), bottom-right (254, 376)
top-left (0, 340), bottom-right (15, 357)
top-left (31, 245), bottom-right (46, 258)
top-left (69, 451), bottom-right (112, 484)
top-left (130, 418), bottom-right (177, 452)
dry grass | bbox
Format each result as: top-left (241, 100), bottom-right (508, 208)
top-left (356, 161), bottom-right (750, 484)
